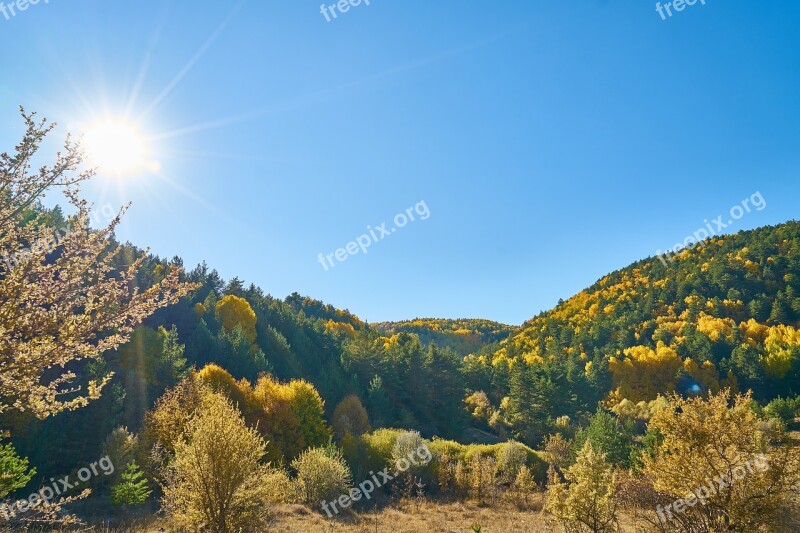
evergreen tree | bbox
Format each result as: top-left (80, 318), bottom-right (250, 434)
top-left (0, 442), bottom-right (35, 499)
top-left (111, 461), bottom-right (152, 507)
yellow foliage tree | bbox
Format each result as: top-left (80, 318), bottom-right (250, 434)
top-left (642, 390), bottom-right (800, 531)
top-left (196, 364), bottom-right (257, 420)
top-left (682, 358), bottom-right (721, 394)
top-left (695, 314), bottom-right (734, 343)
top-left (215, 294), bottom-right (257, 344)
top-left (161, 390), bottom-right (285, 532)
top-left (740, 318), bottom-right (769, 346)
top-left (252, 374), bottom-right (330, 462)
top-left (763, 325), bottom-right (800, 378)
top-left (144, 376), bottom-right (207, 455)
top-left (332, 394), bottom-right (371, 439)
top-left (324, 319), bottom-right (356, 339)
top-left (464, 391), bottom-right (494, 424)
top-left (148, 367), bottom-right (330, 465)
top-left (608, 342), bottom-right (682, 404)
top-left (545, 441), bottom-right (618, 532)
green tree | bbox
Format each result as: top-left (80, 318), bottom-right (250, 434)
top-left (216, 324), bottom-right (269, 382)
top-left (573, 409), bottom-right (635, 468)
top-left (0, 442), bottom-right (35, 499)
top-left (111, 461), bottom-right (151, 507)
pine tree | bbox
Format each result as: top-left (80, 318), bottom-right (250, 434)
top-left (0, 442), bottom-right (35, 499)
top-left (111, 461), bottom-right (152, 507)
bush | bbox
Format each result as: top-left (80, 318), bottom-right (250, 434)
top-left (543, 433), bottom-right (573, 471)
top-left (642, 390), bottom-right (800, 531)
top-left (102, 427), bottom-right (138, 487)
top-left (513, 465), bottom-right (537, 508)
top-left (496, 441), bottom-right (528, 483)
top-left (391, 430), bottom-right (432, 495)
top-left (161, 391), bottom-right (280, 532)
top-left (292, 446), bottom-right (352, 507)
top-left (332, 394), bottom-right (371, 439)
top-left (545, 442), bottom-right (618, 532)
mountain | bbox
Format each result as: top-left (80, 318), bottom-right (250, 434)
top-left (474, 221), bottom-right (800, 412)
top-left (374, 318), bottom-right (516, 356)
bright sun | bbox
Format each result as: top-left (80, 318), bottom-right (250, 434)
top-left (83, 121), bottom-right (149, 175)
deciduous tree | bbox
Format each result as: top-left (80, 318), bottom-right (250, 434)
top-left (161, 391), bottom-right (281, 532)
top-left (642, 389), bottom-right (800, 531)
top-left (0, 109), bottom-right (192, 418)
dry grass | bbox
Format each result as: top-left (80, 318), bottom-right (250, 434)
top-left (55, 496), bottom-right (650, 532)
top-left (118, 498), bottom-right (555, 533)
top-left (265, 498), bottom-right (553, 533)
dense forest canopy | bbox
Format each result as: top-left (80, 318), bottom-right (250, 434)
top-left (7, 208), bottom-right (800, 469)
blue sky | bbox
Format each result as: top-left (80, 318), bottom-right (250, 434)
top-left (1, 1), bottom-right (798, 325)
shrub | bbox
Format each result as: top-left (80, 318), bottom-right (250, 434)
top-left (469, 453), bottom-right (498, 505)
top-left (391, 430), bottom-right (432, 495)
top-left (332, 394), bottom-right (371, 439)
top-left (513, 465), bottom-right (536, 508)
top-left (543, 433), bottom-right (573, 471)
top-left (545, 442), bottom-right (618, 532)
top-left (102, 427), bottom-right (138, 486)
top-left (161, 391), bottom-right (280, 532)
top-left (292, 446), bottom-right (352, 507)
top-left (144, 375), bottom-right (206, 454)
top-left (496, 440), bottom-right (528, 483)
top-left (642, 390), bottom-right (800, 531)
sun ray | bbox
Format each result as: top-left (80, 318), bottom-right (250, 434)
top-left (139, 1), bottom-right (245, 123)
top-left (150, 169), bottom-right (244, 230)
top-left (149, 36), bottom-right (497, 142)
top-left (160, 147), bottom-right (285, 163)
top-left (124, 13), bottom-right (168, 120)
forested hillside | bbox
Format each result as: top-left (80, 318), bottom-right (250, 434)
top-left (461, 222), bottom-right (800, 444)
top-left (3, 130), bottom-right (800, 531)
top-left (374, 319), bottom-right (515, 356)
top-left (10, 214), bottom-right (800, 475)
